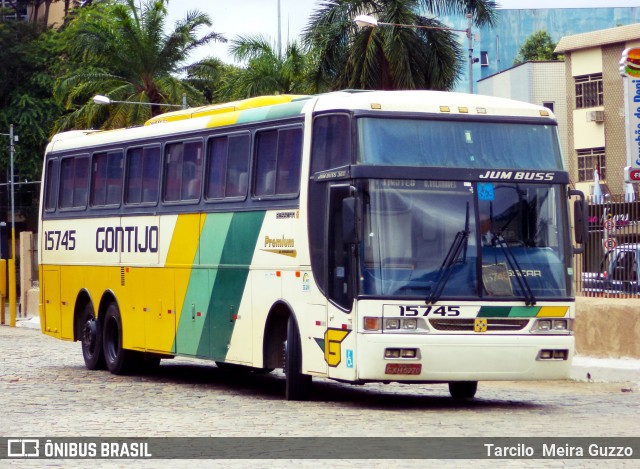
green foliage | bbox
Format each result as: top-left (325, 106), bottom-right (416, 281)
top-left (217, 35), bottom-right (312, 100)
top-left (54, 0), bottom-right (226, 130)
top-left (0, 20), bottom-right (63, 184)
top-left (303, 0), bottom-right (497, 92)
top-left (513, 30), bottom-right (562, 65)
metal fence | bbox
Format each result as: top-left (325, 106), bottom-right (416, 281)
top-left (575, 194), bottom-right (640, 298)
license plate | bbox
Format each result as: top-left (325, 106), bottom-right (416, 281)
top-left (385, 363), bottom-right (422, 375)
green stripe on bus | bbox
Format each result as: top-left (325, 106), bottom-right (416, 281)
top-left (175, 211), bottom-right (266, 359)
top-left (175, 213), bottom-right (234, 356)
top-left (207, 211), bottom-right (265, 360)
top-left (477, 306), bottom-right (512, 317)
top-left (477, 306), bottom-right (541, 318)
top-left (236, 100), bottom-right (306, 125)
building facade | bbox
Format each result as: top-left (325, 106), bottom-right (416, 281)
top-left (555, 23), bottom-right (640, 195)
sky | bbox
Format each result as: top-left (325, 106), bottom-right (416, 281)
top-left (165, 0), bottom-right (640, 64)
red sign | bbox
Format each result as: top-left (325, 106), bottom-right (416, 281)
top-left (603, 238), bottom-right (617, 251)
top-left (385, 363), bottom-right (422, 375)
top-left (630, 169), bottom-right (640, 181)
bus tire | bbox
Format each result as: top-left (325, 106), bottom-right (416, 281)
top-left (102, 301), bottom-right (136, 375)
top-left (448, 381), bottom-right (478, 399)
top-left (80, 303), bottom-right (105, 370)
top-left (284, 315), bottom-right (312, 401)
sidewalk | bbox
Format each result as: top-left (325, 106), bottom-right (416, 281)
top-left (5, 314), bottom-right (640, 384)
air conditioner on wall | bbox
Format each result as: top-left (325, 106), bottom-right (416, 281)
top-left (587, 110), bottom-right (605, 122)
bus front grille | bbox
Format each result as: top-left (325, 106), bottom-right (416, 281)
top-left (429, 318), bottom-right (530, 332)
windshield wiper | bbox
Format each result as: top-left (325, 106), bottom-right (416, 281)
top-left (426, 203), bottom-right (470, 305)
top-left (492, 234), bottom-right (537, 306)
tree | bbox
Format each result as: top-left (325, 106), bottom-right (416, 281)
top-left (303, 0), bottom-right (497, 92)
top-left (54, 0), bottom-right (226, 130)
top-left (218, 34), bottom-right (311, 100)
top-left (513, 30), bottom-right (561, 65)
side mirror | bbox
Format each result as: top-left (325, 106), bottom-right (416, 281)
top-left (569, 189), bottom-right (587, 254)
top-left (342, 196), bottom-right (360, 245)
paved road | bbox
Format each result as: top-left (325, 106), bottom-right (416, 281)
top-left (1, 325), bottom-right (638, 468)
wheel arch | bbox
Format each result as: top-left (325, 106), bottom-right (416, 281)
top-left (73, 289), bottom-right (93, 341)
top-left (262, 300), bottom-right (295, 369)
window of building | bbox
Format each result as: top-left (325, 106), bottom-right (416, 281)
top-left (577, 147), bottom-right (606, 182)
top-left (91, 150), bottom-right (123, 207)
top-left (59, 155), bottom-right (90, 209)
top-left (575, 73), bottom-right (603, 109)
top-left (542, 102), bottom-right (555, 113)
top-left (205, 133), bottom-right (250, 200)
top-left (254, 127), bottom-right (303, 197)
top-left (125, 145), bottom-right (160, 205)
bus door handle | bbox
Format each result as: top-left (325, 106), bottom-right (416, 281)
top-left (191, 304), bottom-right (195, 320)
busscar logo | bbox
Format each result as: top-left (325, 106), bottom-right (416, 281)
top-left (8, 439), bottom-right (39, 458)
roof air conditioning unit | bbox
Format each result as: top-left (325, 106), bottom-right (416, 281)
top-left (587, 110), bottom-right (605, 122)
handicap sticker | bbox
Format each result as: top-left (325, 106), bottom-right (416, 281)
top-left (477, 183), bottom-right (495, 201)
top-left (346, 349), bottom-right (354, 368)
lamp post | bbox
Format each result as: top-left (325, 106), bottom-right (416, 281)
top-left (0, 124), bottom-right (18, 327)
top-left (92, 94), bottom-right (188, 109)
top-left (353, 14), bottom-right (476, 94)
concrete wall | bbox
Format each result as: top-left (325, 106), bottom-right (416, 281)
top-left (575, 296), bottom-right (640, 358)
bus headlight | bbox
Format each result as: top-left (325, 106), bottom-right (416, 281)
top-left (531, 318), bottom-right (573, 334)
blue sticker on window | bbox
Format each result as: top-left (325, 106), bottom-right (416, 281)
top-left (478, 183), bottom-right (495, 201)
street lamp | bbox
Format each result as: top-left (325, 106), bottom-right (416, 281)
top-left (92, 94), bottom-right (188, 109)
top-left (0, 124), bottom-right (18, 327)
top-left (353, 14), bottom-right (477, 94)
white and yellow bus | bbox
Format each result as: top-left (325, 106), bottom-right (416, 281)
top-left (39, 91), bottom-right (583, 400)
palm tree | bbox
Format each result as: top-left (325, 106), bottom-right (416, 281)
top-left (54, 0), bottom-right (226, 130)
top-left (218, 34), bottom-right (310, 100)
top-left (304, 0), bottom-right (497, 91)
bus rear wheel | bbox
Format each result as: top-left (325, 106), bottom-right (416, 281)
top-left (448, 381), bottom-right (478, 399)
top-left (80, 303), bottom-right (105, 370)
top-left (102, 301), bottom-right (136, 375)
top-left (284, 315), bottom-right (312, 401)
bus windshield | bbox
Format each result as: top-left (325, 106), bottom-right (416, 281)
top-left (357, 117), bottom-right (563, 170)
top-left (360, 180), bottom-right (570, 300)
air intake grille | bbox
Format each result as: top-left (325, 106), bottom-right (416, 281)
top-left (429, 318), bottom-right (529, 332)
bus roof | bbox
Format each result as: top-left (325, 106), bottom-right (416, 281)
top-left (46, 91), bottom-right (555, 154)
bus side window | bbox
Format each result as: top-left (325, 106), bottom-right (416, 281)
top-left (59, 155), bottom-right (89, 210)
top-left (254, 127), bottom-right (302, 198)
top-left (91, 150), bottom-right (123, 207)
top-left (125, 146), bottom-right (160, 205)
top-left (205, 133), bottom-right (250, 200)
top-left (44, 159), bottom-right (59, 211)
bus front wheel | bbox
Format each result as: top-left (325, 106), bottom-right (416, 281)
top-left (80, 303), bottom-right (105, 370)
top-left (448, 381), bottom-right (478, 399)
top-left (102, 301), bottom-right (136, 375)
top-left (284, 315), bottom-right (312, 401)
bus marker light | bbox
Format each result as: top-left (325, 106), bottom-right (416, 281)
top-left (439, 106), bottom-right (450, 113)
top-left (540, 110), bottom-right (550, 117)
top-left (197, 312), bottom-right (202, 317)
top-left (295, 271), bottom-right (300, 277)
top-left (476, 107), bottom-right (487, 114)
top-left (458, 107), bottom-right (469, 113)
top-left (402, 319), bottom-right (417, 330)
top-left (371, 103), bottom-right (382, 110)
top-left (363, 317), bottom-right (380, 331)
top-left (385, 348), bottom-right (401, 358)
top-left (276, 271), bottom-right (281, 277)
top-left (401, 348), bottom-right (417, 358)
top-left (385, 319), bottom-right (400, 330)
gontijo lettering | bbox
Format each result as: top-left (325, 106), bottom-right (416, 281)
top-left (96, 225), bottom-right (159, 253)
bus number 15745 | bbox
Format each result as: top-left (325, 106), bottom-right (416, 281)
top-left (398, 305), bottom-right (461, 317)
